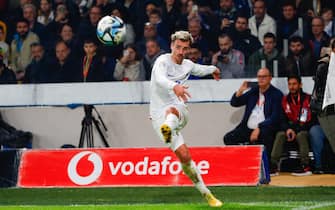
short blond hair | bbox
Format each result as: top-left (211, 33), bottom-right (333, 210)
top-left (171, 31), bottom-right (193, 44)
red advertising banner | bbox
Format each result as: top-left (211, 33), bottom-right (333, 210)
top-left (18, 146), bottom-right (263, 187)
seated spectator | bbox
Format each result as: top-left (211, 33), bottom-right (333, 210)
top-left (57, 23), bottom-right (81, 57)
top-left (307, 16), bottom-right (330, 60)
top-left (271, 75), bottom-right (314, 176)
top-left (283, 36), bottom-right (315, 77)
top-left (114, 44), bottom-right (143, 81)
top-left (23, 3), bottom-right (48, 47)
top-left (248, 32), bottom-right (285, 77)
top-left (136, 22), bottom-right (169, 57)
top-left (223, 68), bottom-right (283, 165)
top-left (81, 39), bottom-right (104, 82)
top-left (37, 0), bottom-right (55, 27)
top-left (24, 43), bottom-right (52, 83)
top-left (76, 6), bottom-right (102, 47)
top-left (227, 14), bottom-right (261, 63)
top-left (49, 40), bottom-right (81, 83)
top-left (161, 0), bottom-right (181, 38)
top-left (0, 25), bottom-right (9, 66)
top-left (248, 0), bottom-right (276, 45)
top-left (276, 1), bottom-right (300, 51)
top-left (140, 38), bottom-right (165, 81)
top-left (211, 34), bottom-right (245, 79)
top-left (186, 42), bottom-right (208, 79)
top-left (111, 5), bottom-right (136, 46)
top-left (0, 58), bottom-right (16, 84)
top-left (148, 9), bottom-right (170, 43)
top-left (94, 0), bottom-right (114, 17)
top-left (10, 18), bottom-right (40, 81)
top-left (215, 0), bottom-right (238, 32)
top-left (321, 8), bottom-right (335, 38)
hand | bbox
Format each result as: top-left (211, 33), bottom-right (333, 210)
top-left (286, 129), bottom-right (296, 142)
top-left (212, 68), bottom-right (220, 81)
top-left (250, 128), bottom-right (260, 142)
top-left (236, 81), bottom-right (249, 97)
top-left (173, 84), bottom-right (191, 102)
top-left (221, 18), bottom-right (231, 29)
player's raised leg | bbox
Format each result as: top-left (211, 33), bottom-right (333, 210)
top-left (160, 107), bottom-right (179, 143)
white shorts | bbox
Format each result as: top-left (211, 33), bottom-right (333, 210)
top-left (152, 104), bottom-right (189, 151)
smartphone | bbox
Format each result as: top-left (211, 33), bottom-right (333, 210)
top-left (248, 81), bottom-right (258, 88)
top-left (123, 49), bottom-right (129, 57)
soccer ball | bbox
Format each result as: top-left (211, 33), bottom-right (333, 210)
top-left (96, 15), bottom-right (126, 46)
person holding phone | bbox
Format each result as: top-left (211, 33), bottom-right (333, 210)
top-left (223, 68), bottom-right (283, 166)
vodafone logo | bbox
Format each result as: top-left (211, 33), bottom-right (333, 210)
top-left (67, 151), bottom-right (103, 185)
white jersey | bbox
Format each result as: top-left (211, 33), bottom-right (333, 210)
top-left (150, 53), bottom-right (216, 120)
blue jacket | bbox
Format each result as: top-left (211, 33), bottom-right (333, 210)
top-left (231, 84), bottom-right (283, 130)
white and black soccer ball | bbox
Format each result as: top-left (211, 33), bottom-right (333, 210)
top-left (96, 15), bottom-right (126, 46)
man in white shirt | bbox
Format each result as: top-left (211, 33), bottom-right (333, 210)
top-left (248, 0), bottom-right (276, 45)
top-left (150, 31), bottom-right (222, 207)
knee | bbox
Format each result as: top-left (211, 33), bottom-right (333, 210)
top-left (274, 131), bottom-right (286, 141)
top-left (166, 107), bottom-right (179, 117)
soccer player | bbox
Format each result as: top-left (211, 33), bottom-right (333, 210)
top-left (149, 31), bottom-right (222, 207)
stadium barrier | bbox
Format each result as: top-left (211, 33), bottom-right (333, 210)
top-left (13, 146), bottom-right (268, 188)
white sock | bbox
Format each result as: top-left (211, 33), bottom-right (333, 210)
top-left (182, 161), bottom-right (210, 195)
top-left (164, 113), bottom-right (179, 130)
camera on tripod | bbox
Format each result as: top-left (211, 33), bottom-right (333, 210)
top-left (78, 105), bottom-right (110, 148)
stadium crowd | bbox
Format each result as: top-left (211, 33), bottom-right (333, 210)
top-left (0, 0), bottom-right (334, 175)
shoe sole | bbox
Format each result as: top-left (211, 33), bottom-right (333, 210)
top-left (291, 171), bottom-right (312, 176)
top-left (160, 124), bottom-right (172, 143)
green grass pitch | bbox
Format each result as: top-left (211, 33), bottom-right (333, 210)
top-left (0, 186), bottom-right (335, 209)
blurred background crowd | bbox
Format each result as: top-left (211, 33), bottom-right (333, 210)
top-left (0, 0), bottom-right (334, 83)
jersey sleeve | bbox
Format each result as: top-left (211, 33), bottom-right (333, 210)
top-left (191, 63), bottom-right (216, 77)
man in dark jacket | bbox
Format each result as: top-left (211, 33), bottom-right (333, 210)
top-left (223, 68), bottom-right (283, 162)
top-left (227, 15), bottom-right (261, 63)
top-left (0, 58), bottom-right (16, 84)
top-left (271, 75), bottom-right (314, 176)
top-left (282, 36), bottom-right (316, 77)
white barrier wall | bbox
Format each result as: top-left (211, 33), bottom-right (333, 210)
top-left (0, 78), bottom-right (314, 149)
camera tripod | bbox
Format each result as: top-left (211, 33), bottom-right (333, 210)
top-left (78, 105), bottom-right (110, 148)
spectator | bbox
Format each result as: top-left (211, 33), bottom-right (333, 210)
top-left (186, 42), bottom-right (209, 79)
top-left (10, 18), bottom-right (40, 81)
top-left (0, 25), bottom-right (9, 66)
top-left (111, 5), bottom-right (136, 46)
top-left (148, 9), bottom-right (170, 43)
top-left (321, 8), bottom-right (335, 38)
top-left (24, 43), bottom-right (52, 83)
top-left (211, 34), bottom-right (245, 78)
top-left (94, 0), bottom-right (114, 16)
top-left (223, 68), bottom-right (283, 164)
top-left (114, 44), bottom-right (143, 81)
top-left (37, 0), bottom-right (55, 26)
top-left (161, 0), bottom-right (181, 38)
top-left (227, 14), bottom-right (262, 63)
top-left (248, 0), bottom-right (276, 45)
top-left (77, 0), bottom-right (94, 17)
top-left (140, 38), bottom-right (165, 80)
top-left (307, 16), bottom-right (330, 59)
top-left (276, 2), bottom-right (300, 51)
top-left (23, 3), bottom-right (48, 46)
top-left (271, 75), bottom-right (315, 176)
top-left (283, 36), bottom-right (315, 77)
top-left (77, 6), bottom-right (102, 46)
top-left (248, 32), bottom-right (285, 77)
top-left (81, 39), bottom-right (104, 82)
top-left (215, 0), bottom-right (238, 32)
top-left (136, 22), bottom-right (169, 57)
top-left (0, 58), bottom-right (16, 84)
top-left (233, 0), bottom-right (253, 18)
top-left (49, 40), bottom-right (81, 83)
top-left (57, 23), bottom-right (81, 57)
top-left (187, 18), bottom-right (211, 60)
